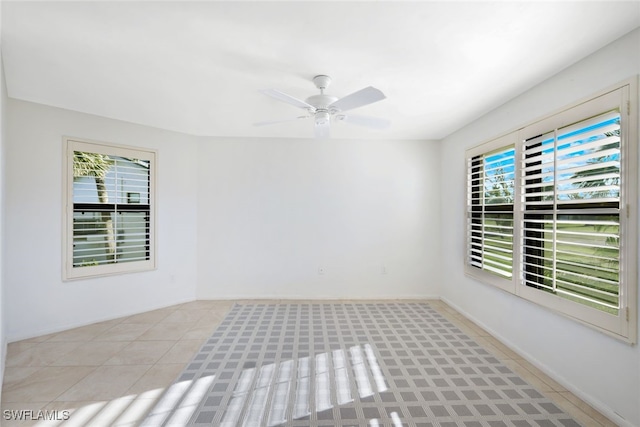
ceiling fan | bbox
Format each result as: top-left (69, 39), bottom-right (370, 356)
top-left (254, 75), bottom-right (390, 138)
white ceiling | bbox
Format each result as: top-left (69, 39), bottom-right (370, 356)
top-left (2, 1), bottom-right (639, 140)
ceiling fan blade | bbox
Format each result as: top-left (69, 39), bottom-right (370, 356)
top-left (260, 89), bottom-right (315, 110)
top-left (329, 86), bottom-right (386, 112)
top-left (337, 114), bottom-right (391, 130)
top-left (314, 121), bottom-right (330, 139)
top-left (253, 116), bottom-right (309, 127)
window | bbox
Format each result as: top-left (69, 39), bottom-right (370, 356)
top-left (467, 142), bottom-right (515, 286)
top-left (63, 138), bottom-right (156, 279)
top-left (465, 80), bottom-right (637, 342)
top-left (521, 111), bottom-right (621, 313)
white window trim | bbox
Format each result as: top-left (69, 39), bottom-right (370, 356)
top-left (62, 137), bottom-right (157, 280)
top-left (465, 77), bottom-right (638, 344)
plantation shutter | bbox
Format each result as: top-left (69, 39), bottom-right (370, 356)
top-left (72, 153), bottom-right (152, 268)
top-left (521, 110), bottom-right (621, 314)
top-left (467, 146), bottom-right (515, 279)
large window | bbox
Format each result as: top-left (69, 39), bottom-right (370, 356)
top-left (521, 111), bottom-right (621, 313)
top-left (465, 81), bottom-right (637, 342)
top-left (63, 138), bottom-right (156, 280)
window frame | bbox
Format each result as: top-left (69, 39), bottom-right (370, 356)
top-left (465, 133), bottom-right (518, 294)
top-left (62, 137), bottom-right (157, 280)
top-left (464, 78), bottom-right (638, 343)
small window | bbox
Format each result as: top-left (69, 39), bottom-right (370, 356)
top-left (63, 138), bottom-right (156, 280)
top-left (467, 145), bottom-right (515, 280)
top-left (465, 133), bottom-right (518, 294)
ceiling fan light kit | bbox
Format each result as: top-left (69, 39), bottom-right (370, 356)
top-left (315, 110), bottom-right (330, 126)
top-left (255, 75), bottom-right (390, 139)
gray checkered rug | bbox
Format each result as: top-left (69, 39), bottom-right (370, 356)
top-left (142, 303), bottom-right (580, 426)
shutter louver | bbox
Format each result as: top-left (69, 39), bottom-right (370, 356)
top-left (521, 110), bottom-right (621, 314)
top-left (467, 146), bottom-right (515, 278)
top-left (73, 153), bottom-right (151, 268)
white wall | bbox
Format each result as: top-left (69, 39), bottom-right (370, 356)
top-left (4, 100), bottom-right (441, 338)
top-left (440, 28), bottom-right (640, 427)
top-left (5, 100), bottom-right (199, 341)
top-left (197, 137), bottom-right (440, 299)
top-left (0, 9), bottom-right (7, 400)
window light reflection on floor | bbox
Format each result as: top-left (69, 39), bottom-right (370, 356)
top-left (32, 343), bottom-right (387, 426)
top-left (389, 411), bottom-right (404, 427)
top-left (141, 375), bottom-right (216, 426)
top-left (33, 376), bottom-right (216, 427)
top-left (363, 413), bottom-right (403, 427)
top-left (165, 375), bottom-right (217, 425)
top-left (219, 343), bottom-right (388, 426)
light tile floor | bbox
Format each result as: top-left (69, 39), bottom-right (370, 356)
top-left (1, 300), bottom-right (615, 426)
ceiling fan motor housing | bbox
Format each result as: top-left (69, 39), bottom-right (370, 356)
top-left (305, 94), bottom-right (339, 110)
top-left (308, 75), bottom-right (339, 112)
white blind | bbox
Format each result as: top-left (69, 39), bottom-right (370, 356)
top-left (521, 110), bottom-right (621, 314)
top-left (467, 146), bottom-right (515, 278)
top-left (72, 152), bottom-right (151, 268)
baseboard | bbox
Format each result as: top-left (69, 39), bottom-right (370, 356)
top-left (8, 296), bottom-right (440, 342)
top-left (439, 296), bottom-right (633, 427)
top-left (196, 295), bottom-right (441, 301)
top-left (8, 295), bottom-right (439, 343)
top-left (7, 297), bottom-right (196, 343)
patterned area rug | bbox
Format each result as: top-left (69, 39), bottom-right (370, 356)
top-left (143, 303), bottom-right (580, 426)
